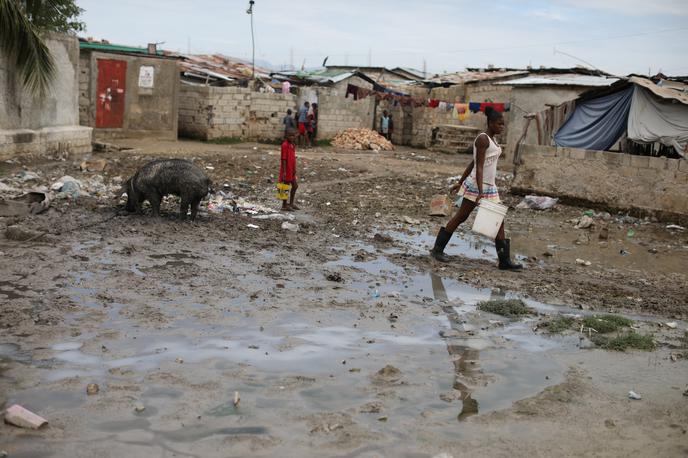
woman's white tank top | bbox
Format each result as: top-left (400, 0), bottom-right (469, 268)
top-left (471, 133), bottom-right (501, 186)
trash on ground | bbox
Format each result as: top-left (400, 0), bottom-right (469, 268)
top-left (429, 195), bottom-right (453, 216)
top-left (0, 192), bottom-right (51, 217)
top-left (281, 221), bottom-right (299, 232)
top-left (576, 258), bottom-right (592, 266)
top-left (80, 159), bottom-right (108, 172)
top-left (402, 216), bottom-right (420, 225)
top-left (516, 195), bottom-right (559, 210)
top-left (331, 128), bottom-right (394, 151)
top-left (666, 224), bottom-right (685, 231)
top-left (247, 224), bottom-right (260, 229)
top-left (4, 404), bottom-right (48, 429)
top-left (626, 228), bottom-right (636, 238)
top-left (233, 391), bottom-right (240, 407)
top-left (665, 322), bottom-right (677, 329)
top-left (86, 383), bottom-right (99, 395)
top-left (575, 215), bottom-right (594, 229)
top-left (134, 402), bottom-right (145, 412)
top-left (16, 171), bottom-right (40, 182)
top-left (628, 390), bottom-right (642, 400)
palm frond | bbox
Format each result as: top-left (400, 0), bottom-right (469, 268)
top-left (0, 0), bottom-right (55, 96)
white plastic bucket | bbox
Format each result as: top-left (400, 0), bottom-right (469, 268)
top-left (471, 200), bottom-right (507, 239)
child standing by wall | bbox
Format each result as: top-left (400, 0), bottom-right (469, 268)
top-left (279, 129), bottom-right (299, 211)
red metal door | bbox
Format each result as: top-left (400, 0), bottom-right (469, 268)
top-left (96, 59), bottom-right (127, 128)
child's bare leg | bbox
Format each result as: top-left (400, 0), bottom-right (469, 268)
top-left (289, 181), bottom-right (299, 210)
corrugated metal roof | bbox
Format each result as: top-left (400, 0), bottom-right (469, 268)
top-left (424, 70), bottom-right (528, 85)
top-left (629, 76), bottom-right (688, 105)
top-left (271, 68), bottom-right (357, 84)
top-left (497, 74), bottom-right (619, 87)
top-left (79, 40), bottom-right (165, 56)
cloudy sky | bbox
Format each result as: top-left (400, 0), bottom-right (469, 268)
top-left (77, 0), bottom-right (688, 76)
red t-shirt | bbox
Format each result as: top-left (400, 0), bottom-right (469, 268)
top-left (279, 140), bottom-right (296, 182)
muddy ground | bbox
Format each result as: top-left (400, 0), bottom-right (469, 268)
top-left (0, 140), bottom-right (687, 457)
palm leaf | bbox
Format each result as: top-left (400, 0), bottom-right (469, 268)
top-left (0, 0), bottom-right (55, 96)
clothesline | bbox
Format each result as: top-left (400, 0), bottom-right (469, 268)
top-left (344, 83), bottom-right (511, 116)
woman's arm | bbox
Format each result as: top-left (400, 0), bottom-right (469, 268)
top-left (474, 134), bottom-right (489, 203)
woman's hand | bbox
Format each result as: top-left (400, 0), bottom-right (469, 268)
top-left (474, 193), bottom-right (483, 205)
top-left (449, 181), bottom-right (463, 195)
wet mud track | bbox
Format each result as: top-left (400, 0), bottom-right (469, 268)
top-left (1, 142), bottom-right (687, 456)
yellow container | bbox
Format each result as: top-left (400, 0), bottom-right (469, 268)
top-left (276, 182), bottom-right (292, 200)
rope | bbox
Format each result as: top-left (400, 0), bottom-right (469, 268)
top-left (23, 211), bottom-right (123, 242)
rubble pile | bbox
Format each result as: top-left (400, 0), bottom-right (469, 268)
top-left (331, 128), bottom-right (394, 151)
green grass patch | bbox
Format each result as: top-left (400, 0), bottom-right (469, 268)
top-left (592, 332), bottom-right (655, 351)
top-left (205, 136), bottom-right (243, 145)
top-left (541, 316), bottom-right (575, 334)
top-left (582, 314), bottom-right (633, 333)
top-left (477, 299), bottom-right (535, 318)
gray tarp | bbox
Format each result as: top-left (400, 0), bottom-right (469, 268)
top-left (628, 86), bottom-right (688, 157)
top-left (554, 86), bottom-right (634, 151)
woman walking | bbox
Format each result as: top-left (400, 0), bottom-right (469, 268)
top-left (430, 107), bottom-right (522, 271)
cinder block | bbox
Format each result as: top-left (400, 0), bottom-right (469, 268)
top-left (648, 156), bottom-right (668, 170)
top-left (678, 159), bottom-right (688, 173)
top-left (630, 155), bottom-right (650, 169)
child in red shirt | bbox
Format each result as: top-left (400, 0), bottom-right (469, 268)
top-left (279, 129), bottom-right (299, 211)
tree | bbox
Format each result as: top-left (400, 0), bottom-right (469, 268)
top-left (0, 0), bottom-right (85, 95)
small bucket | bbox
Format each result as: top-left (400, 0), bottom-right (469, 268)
top-left (276, 182), bottom-right (292, 201)
top-left (471, 200), bottom-right (507, 239)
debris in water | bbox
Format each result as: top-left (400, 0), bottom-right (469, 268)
top-left (628, 390), bottom-right (642, 400)
top-left (4, 405), bottom-right (48, 429)
top-left (134, 402), bottom-right (146, 412)
top-left (86, 383), bottom-right (100, 395)
top-left (325, 272), bottom-right (343, 282)
top-left (233, 391), bottom-right (240, 407)
top-left (665, 322), bottom-right (677, 329)
top-left (576, 258), bottom-right (592, 266)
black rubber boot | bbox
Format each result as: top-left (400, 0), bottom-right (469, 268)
top-left (430, 227), bottom-right (452, 262)
top-left (495, 239), bottom-right (523, 271)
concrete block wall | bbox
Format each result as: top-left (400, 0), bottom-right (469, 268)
top-left (178, 85), bottom-right (296, 141)
top-left (316, 89), bottom-right (375, 139)
top-left (78, 54), bottom-right (91, 127)
top-left (512, 144), bottom-right (688, 219)
top-left (0, 33), bottom-right (92, 157)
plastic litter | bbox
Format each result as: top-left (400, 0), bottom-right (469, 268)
top-left (246, 224), bottom-right (260, 229)
top-left (628, 390), bottom-right (642, 400)
top-left (576, 258), bottom-right (592, 266)
top-left (281, 221), bottom-right (299, 232)
top-left (575, 215), bottom-right (594, 229)
top-left (665, 322), bottom-right (677, 329)
top-left (626, 228), bottom-right (635, 238)
top-left (516, 195), bottom-right (559, 210)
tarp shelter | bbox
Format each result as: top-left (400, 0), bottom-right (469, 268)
top-left (553, 77), bottom-right (688, 157)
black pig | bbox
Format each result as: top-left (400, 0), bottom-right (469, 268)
top-left (124, 159), bottom-right (212, 220)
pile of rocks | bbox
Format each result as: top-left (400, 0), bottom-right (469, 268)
top-left (331, 128), bottom-right (394, 151)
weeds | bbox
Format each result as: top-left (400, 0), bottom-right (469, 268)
top-left (592, 332), bottom-right (655, 351)
top-left (582, 314), bottom-right (633, 333)
top-left (477, 299), bottom-right (535, 318)
top-left (315, 139), bottom-right (332, 147)
top-left (541, 316), bottom-right (574, 334)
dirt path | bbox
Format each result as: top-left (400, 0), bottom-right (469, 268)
top-left (0, 141), bottom-right (686, 457)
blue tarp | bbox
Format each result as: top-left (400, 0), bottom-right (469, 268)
top-left (554, 86), bottom-right (634, 151)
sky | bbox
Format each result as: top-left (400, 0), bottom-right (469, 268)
top-left (76, 0), bottom-right (688, 76)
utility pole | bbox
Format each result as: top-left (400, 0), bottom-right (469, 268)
top-left (247, 1), bottom-right (256, 78)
